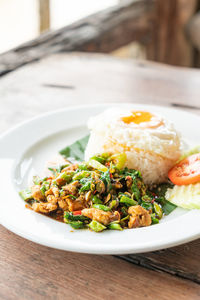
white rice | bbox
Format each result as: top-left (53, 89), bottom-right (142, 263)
top-left (85, 108), bottom-right (182, 184)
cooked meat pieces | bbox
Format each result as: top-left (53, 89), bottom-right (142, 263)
top-left (31, 185), bottom-right (45, 201)
top-left (82, 208), bottom-right (120, 226)
top-left (63, 181), bottom-right (80, 195)
top-left (32, 202), bottom-right (57, 213)
top-left (128, 205), bottom-right (151, 228)
top-left (58, 195), bottom-right (86, 211)
top-left (47, 195), bottom-right (58, 205)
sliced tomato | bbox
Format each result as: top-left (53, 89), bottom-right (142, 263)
top-left (168, 153), bottom-right (200, 185)
top-left (73, 210), bottom-right (82, 215)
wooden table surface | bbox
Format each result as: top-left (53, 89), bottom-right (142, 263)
top-left (0, 53), bottom-right (200, 299)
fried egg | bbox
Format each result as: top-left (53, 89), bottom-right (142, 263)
top-left (85, 108), bottom-right (182, 184)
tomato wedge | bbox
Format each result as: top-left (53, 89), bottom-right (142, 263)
top-left (168, 153), bottom-right (200, 185)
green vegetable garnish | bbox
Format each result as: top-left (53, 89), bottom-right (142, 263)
top-left (93, 204), bottom-right (111, 211)
top-left (88, 159), bottom-right (108, 172)
top-left (92, 195), bottom-right (103, 204)
top-left (73, 171), bottom-right (90, 180)
top-left (120, 195), bottom-right (137, 207)
top-left (108, 222), bottom-right (123, 231)
top-left (151, 214), bottom-right (159, 224)
top-left (19, 189), bottom-right (32, 201)
top-left (131, 181), bottom-right (141, 201)
top-left (178, 145), bottom-right (200, 162)
top-left (109, 153), bottom-right (126, 169)
top-left (88, 220), bottom-right (106, 232)
top-left (153, 202), bottom-right (163, 219)
top-left (152, 183), bottom-right (176, 215)
top-left (64, 212), bottom-right (88, 222)
top-left (90, 155), bottom-right (106, 164)
top-left (69, 221), bottom-right (85, 229)
top-left (59, 135), bottom-right (89, 161)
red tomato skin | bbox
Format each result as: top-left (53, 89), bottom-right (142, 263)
top-left (73, 210), bottom-right (82, 215)
top-left (168, 153), bottom-right (200, 185)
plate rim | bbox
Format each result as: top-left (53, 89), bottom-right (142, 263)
top-left (0, 102), bottom-right (200, 254)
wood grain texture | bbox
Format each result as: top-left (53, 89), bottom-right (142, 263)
top-left (147, 0), bottom-right (198, 66)
top-left (0, 52), bottom-right (200, 134)
top-left (119, 239), bottom-right (200, 283)
top-left (0, 53), bottom-right (200, 299)
top-left (187, 11), bottom-right (200, 54)
top-left (0, 226), bottom-right (199, 300)
top-left (0, 0), bottom-right (154, 76)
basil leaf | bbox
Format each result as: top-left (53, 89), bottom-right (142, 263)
top-left (152, 183), bottom-right (176, 215)
top-left (59, 135), bottom-right (89, 161)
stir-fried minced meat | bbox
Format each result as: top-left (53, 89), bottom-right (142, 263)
top-left (20, 152), bottom-right (166, 232)
top-left (82, 208), bottom-right (120, 226)
top-left (128, 205), bottom-right (151, 228)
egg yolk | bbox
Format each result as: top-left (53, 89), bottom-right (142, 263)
top-left (121, 111), bottom-right (162, 128)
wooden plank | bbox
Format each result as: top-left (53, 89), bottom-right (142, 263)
top-left (0, 52), bottom-right (200, 132)
top-left (0, 52), bottom-right (200, 298)
top-left (0, 226), bottom-right (199, 300)
top-left (0, 0), bottom-right (154, 76)
top-left (146, 0), bottom-right (198, 67)
top-left (0, 54), bottom-right (200, 296)
top-left (119, 239), bottom-right (200, 283)
top-left (187, 11), bottom-right (200, 66)
top-left (39, 0), bottom-right (50, 33)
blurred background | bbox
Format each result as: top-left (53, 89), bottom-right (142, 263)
top-left (0, 0), bottom-right (200, 67)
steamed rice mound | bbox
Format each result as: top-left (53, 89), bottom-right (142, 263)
top-left (85, 108), bottom-right (182, 184)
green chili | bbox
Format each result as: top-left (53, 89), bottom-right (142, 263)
top-left (120, 195), bottom-right (137, 207)
top-left (92, 204), bottom-right (111, 211)
top-left (88, 220), bottom-right (106, 232)
top-left (108, 222), bottom-right (123, 231)
top-left (73, 171), bottom-right (90, 180)
top-left (88, 159), bottom-right (108, 172)
top-left (120, 215), bottom-right (130, 227)
top-left (56, 172), bottom-right (72, 183)
top-left (153, 202), bottom-right (163, 219)
top-left (109, 200), bottom-right (118, 210)
top-left (19, 189), bottom-right (32, 201)
top-left (109, 153), bottom-right (126, 170)
top-left (90, 155), bottom-right (106, 164)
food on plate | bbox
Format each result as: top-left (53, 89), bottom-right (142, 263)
top-left (85, 108), bottom-right (181, 184)
top-left (165, 183), bottom-right (200, 209)
top-left (166, 152), bottom-right (200, 209)
top-left (19, 153), bottom-right (173, 232)
top-left (168, 153), bottom-right (200, 185)
top-left (19, 107), bottom-right (200, 232)
top-left (177, 145), bottom-right (200, 162)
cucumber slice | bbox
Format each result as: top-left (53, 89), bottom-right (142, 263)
top-left (165, 183), bottom-right (200, 209)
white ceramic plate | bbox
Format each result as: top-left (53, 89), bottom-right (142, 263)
top-left (0, 103), bottom-right (200, 255)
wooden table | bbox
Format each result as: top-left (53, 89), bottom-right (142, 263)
top-left (0, 53), bottom-right (200, 299)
